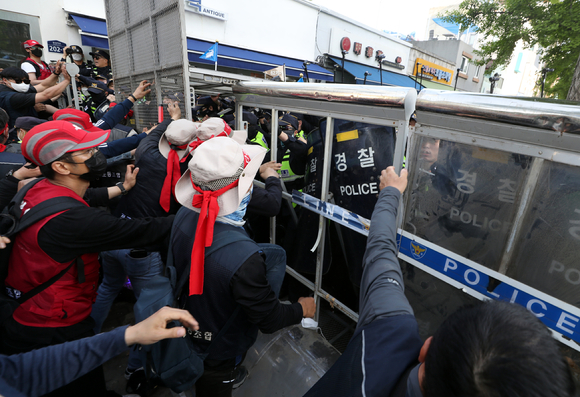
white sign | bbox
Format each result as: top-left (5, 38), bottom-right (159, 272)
top-left (185, 0), bottom-right (227, 20)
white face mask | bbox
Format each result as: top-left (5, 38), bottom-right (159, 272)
top-left (72, 53), bottom-right (83, 61)
top-left (81, 87), bottom-right (90, 96)
top-left (12, 82), bottom-right (30, 93)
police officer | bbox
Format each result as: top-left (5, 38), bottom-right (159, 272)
top-left (88, 49), bottom-right (112, 81)
top-left (277, 113), bottom-right (309, 190)
top-left (61, 45), bottom-right (93, 77)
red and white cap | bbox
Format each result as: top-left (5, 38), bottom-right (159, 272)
top-left (22, 120), bottom-right (110, 166)
top-left (23, 40), bottom-right (43, 49)
top-left (53, 109), bottom-right (103, 133)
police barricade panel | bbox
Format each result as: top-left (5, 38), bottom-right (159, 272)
top-left (105, 0), bottom-right (191, 132)
top-left (235, 84), bottom-right (413, 322)
top-left (507, 161), bottom-right (580, 309)
top-left (401, 122), bottom-right (580, 354)
top-left (327, 119), bottom-right (396, 287)
top-left (404, 135), bottom-right (532, 272)
top-left (400, 260), bottom-right (479, 340)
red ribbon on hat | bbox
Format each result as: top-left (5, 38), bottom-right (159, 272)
top-left (185, 130), bottom-right (230, 157)
top-left (222, 120), bottom-right (232, 135)
top-left (159, 142), bottom-right (188, 212)
top-left (188, 178), bottom-right (239, 295)
top-left (188, 151), bottom-right (250, 295)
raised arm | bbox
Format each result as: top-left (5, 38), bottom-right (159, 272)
top-left (357, 166), bottom-right (412, 329)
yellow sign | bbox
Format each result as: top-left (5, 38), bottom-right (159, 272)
top-left (414, 58), bottom-right (454, 86)
top-left (336, 129), bottom-right (359, 142)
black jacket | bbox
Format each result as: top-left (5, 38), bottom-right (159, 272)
top-left (114, 119), bottom-right (184, 219)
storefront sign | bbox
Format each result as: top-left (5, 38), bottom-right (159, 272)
top-left (185, 0), bottom-right (227, 20)
top-left (331, 28), bottom-right (410, 70)
top-left (340, 37), bottom-right (351, 52)
top-left (47, 40), bottom-right (66, 53)
top-left (414, 58), bottom-right (454, 85)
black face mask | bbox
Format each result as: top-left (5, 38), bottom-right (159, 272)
top-left (31, 48), bottom-right (43, 57)
top-left (71, 150), bottom-right (108, 181)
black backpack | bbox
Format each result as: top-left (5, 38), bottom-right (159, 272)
top-left (0, 178), bottom-right (85, 323)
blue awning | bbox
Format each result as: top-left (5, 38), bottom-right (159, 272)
top-left (70, 14), bottom-right (109, 49)
top-left (70, 14), bottom-right (108, 35)
top-left (329, 57), bottom-right (423, 89)
top-left (188, 38), bottom-right (333, 81)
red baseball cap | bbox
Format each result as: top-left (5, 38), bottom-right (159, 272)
top-left (53, 109), bottom-right (103, 132)
top-left (23, 40), bottom-right (43, 49)
top-left (22, 120), bottom-right (110, 166)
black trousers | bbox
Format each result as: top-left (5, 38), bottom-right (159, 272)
top-left (0, 316), bottom-right (110, 397)
top-left (195, 357), bottom-right (240, 397)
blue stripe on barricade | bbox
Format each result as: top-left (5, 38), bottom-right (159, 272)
top-left (291, 190), bottom-right (370, 236)
top-left (398, 233), bottom-right (580, 346)
top-left (290, 189), bottom-right (580, 347)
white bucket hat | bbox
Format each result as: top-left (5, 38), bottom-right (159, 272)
top-left (159, 119), bottom-right (201, 212)
top-left (158, 119), bottom-right (200, 159)
top-left (175, 136), bottom-right (267, 295)
top-left (193, 117), bottom-right (247, 147)
top-left (175, 136), bottom-right (267, 216)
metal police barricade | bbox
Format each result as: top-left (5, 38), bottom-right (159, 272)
top-left (401, 90), bottom-right (580, 359)
top-left (233, 82), bottom-right (416, 323)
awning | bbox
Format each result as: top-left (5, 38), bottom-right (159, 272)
top-left (188, 38), bottom-right (334, 82)
top-left (329, 57), bottom-right (422, 89)
top-left (70, 14), bottom-right (109, 49)
top-left (414, 79), bottom-right (456, 91)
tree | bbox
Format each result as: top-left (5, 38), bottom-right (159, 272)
top-left (441, 0), bottom-right (580, 100)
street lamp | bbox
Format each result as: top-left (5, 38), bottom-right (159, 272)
top-left (489, 73), bottom-right (500, 94)
top-left (415, 62), bottom-right (421, 90)
top-left (341, 49), bottom-right (348, 83)
top-left (540, 67), bottom-right (554, 98)
top-left (302, 61), bottom-right (311, 83)
top-left (364, 71), bottom-right (371, 85)
top-left (376, 53), bottom-right (386, 85)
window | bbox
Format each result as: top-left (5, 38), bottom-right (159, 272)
top-left (0, 18), bottom-right (30, 69)
top-left (460, 56), bottom-right (470, 74)
top-left (474, 65), bottom-right (481, 77)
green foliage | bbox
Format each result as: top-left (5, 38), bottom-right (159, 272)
top-left (441, 0), bottom-right (580, 98)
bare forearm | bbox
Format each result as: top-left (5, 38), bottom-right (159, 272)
top-left (40, 79), bottom-right (70, 101)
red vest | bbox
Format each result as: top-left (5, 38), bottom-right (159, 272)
top-left (24, 58), bottom-right (51, 80)
top-left (6, 179), bottom-right (100, 327)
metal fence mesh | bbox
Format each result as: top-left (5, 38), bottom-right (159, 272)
top-left (105, 0), bottom-right (190, 131)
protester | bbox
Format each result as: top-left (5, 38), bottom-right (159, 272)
top-left (20, 40), bottom-right (51, 85)
top-left (170, 137), bottom-right (316, 397)
top-left (303, 166), bottom-right (576, 397)
top-left (0, 65), bottom-right (71, 128)
top-left (91, 103), bottom-right (185, 394)
top-left (0, 120), bottom-right (177, 396)
top-left (0, 307), bottom-right (199, 397)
